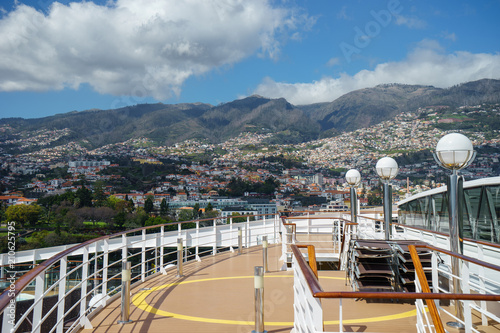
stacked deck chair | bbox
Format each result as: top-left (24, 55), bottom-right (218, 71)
top-left (349, 240), bottom-right (396, 293)
top-left (393, 241), bottom-right (433, 293)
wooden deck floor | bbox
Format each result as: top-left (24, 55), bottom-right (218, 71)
top-left (80, 243), bottom-right (499, 333)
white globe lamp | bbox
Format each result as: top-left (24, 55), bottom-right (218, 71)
top-left (345, 169), bottom-right (361, 186)
top-left (435, 133), bottom-right (475, 170)
top-left (376, 157), bottom-right (398, 240)
top-left (375, 157), bottom-right (399, 181)
top-left (345, 169), bottom-right (361, 224)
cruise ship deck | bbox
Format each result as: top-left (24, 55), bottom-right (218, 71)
top-left (1, 211), bottom-right (500, 333)
top-left (81, 243), bottom-right (423, 333)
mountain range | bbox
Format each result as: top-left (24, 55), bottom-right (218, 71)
top-left (1, 79), bottom-right (500, 151)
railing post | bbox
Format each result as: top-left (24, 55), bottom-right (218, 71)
top-left (32, 267), bottom-right (45, 333)
top-left (102, 239), bottom-right (109, 306)
top-left (56, 256), bottom-right (67, 333)
top-left (213, 218), bottom-right (217, 255)
top-left (246, 216), bottom-right (250, 247)
top-left (262, 216), bottom-right (266, 239)
top-left (229, 217), bottom-right (234, 252)
top-left (176, 238), bottom-right (184, 278)
top-left (155, 233), bottom-right (160, 272)
top-left (339, 298), bottom-right (343, 333)
top-left (117, 261), bottom-right (132, 324)
top-left (94, 243), bottom-right (99, 299)
top-left (195, 222), bottom-right (201, 261)
top-left (477, 243), bottom-right (488, 326)
top-left (252, 266), bottom-right (267, 333)
top-left (79, 245), bottom-right (92, 329)
top-left (273, 215), bottom-right (277, 244)
top-left (262, 236), bottom-right (268, 273)
top-left (184, 234), bottom-right (188, 263)
top-left (461, 261), bottom-right (472, 333)
top-left (141, 229), bottom-right (146, 281)
top-left (307, 212), bottom-right (311, 234)
top-left (121, 234), bottom-right (127, 262)
top-left (238, 227), bottom-right (242, 255)
top-left (160, 226), bottom-right (165, 270)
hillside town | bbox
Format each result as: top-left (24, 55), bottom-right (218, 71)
top-left (1, 104), bottom-right (499, 218)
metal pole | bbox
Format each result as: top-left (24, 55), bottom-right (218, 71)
top-left (383, 182), bottom-right (392, 240)
top-left (262, 236), bottom-right (268, 273)
top-left (252, 266), bottom-right (267, 333)
top-left (176, 238), bottom-right (184, 278)
top-left (447, 171), bottom-right (464, 328)
top-left (350, 186), bottom-right (357, 223)
top-left (238, 227), bottom-right (242, 255)
top-left (117, 261), bottom-right (132, 324)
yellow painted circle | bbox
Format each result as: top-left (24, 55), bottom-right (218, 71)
top-left (132, 275), bottom-right (417, 326)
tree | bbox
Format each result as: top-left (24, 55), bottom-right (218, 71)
top-left (93, 181), bottom-right (107, 207)
top-left (144, 216), bottom-right (167, 227)
top-left (205, 202), bottom-right (213, 212)
top-left (124, 208), bottom-right (148, 229)
top-left (230, 212), bottom-right (254, 223)
top-left (106, 195), bottom-right (123, 210)
top-left (177, 209), bottom-right (195, 222)
top-left (5, 204), bottom-right (42, 228)
top-left (144, 195), bottom-right (154, 214)
top-left (231, 212), bottom-right (246, 223)
top-left (193, 203), bottom-right (201, 218)
top-left (159, 199), bottom-right (169, 216)
top-left (367, 193), bottom-right (382, 206)
top-left (113, 211), bottom-right (127, 228)
top-left (76, 187), bottom-right (93, 207)
top-left (128, 198), bottom-right (135, 212)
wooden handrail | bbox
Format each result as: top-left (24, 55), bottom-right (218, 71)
top-left (282, 222), bottom-right (296, 233)
top-left (296, 245), bottom-right (318, 279)
top-left (0, 213), bottom-right (280, 315)
top-left (291, 245), bottom-right (323, 295)
top-left (414, 244), bottom-right (500, 273)
top-left (291, 244), bottom-right (500, 302)
top-left (409, 245), bottom-right (444, 333)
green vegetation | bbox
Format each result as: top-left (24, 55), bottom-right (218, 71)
top-left (219, 176), bottom-right (280, 197)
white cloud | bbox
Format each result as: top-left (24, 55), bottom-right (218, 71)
top-left (326, 57), bottom-right (340, 67)
top-left (253, 42), bottom-right (500, 105)
top-left (441, 31), bottom-right (457, 42)
top-left (337, 6), bottom-right (351, 20)
top-left (395, 14), bottom-right (427, 29)
top-left (0, 0), bottom-right (308, 99)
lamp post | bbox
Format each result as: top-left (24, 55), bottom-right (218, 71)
top-left (345, 169), bottom-right (361, 224)
top-left (375, 157), bottom-right (399, 240)
top-left (434, 132), bottom-right (475, 328)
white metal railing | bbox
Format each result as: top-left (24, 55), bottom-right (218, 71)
top-left (292, 242), bottom-right (500, 333)
top-left (392, 224), bottom-right (500, 268)
top-left (414, 273), bottom-right (437, 333)
top-left (356, 215), bottom-right (386, 239)
top-left (280, 214), bottom-right (346, 270)
top-left (290, 212), bottom-right (500, 333)
top-left (0, 214), bottom-right (280, 333)
top-left (413, 247), bottom-right (500, 333)
top-left (292, 252), bottom-right (323, 332)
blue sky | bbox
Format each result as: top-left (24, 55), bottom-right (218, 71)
top-left (1, 0), bottom-right (499, 119)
